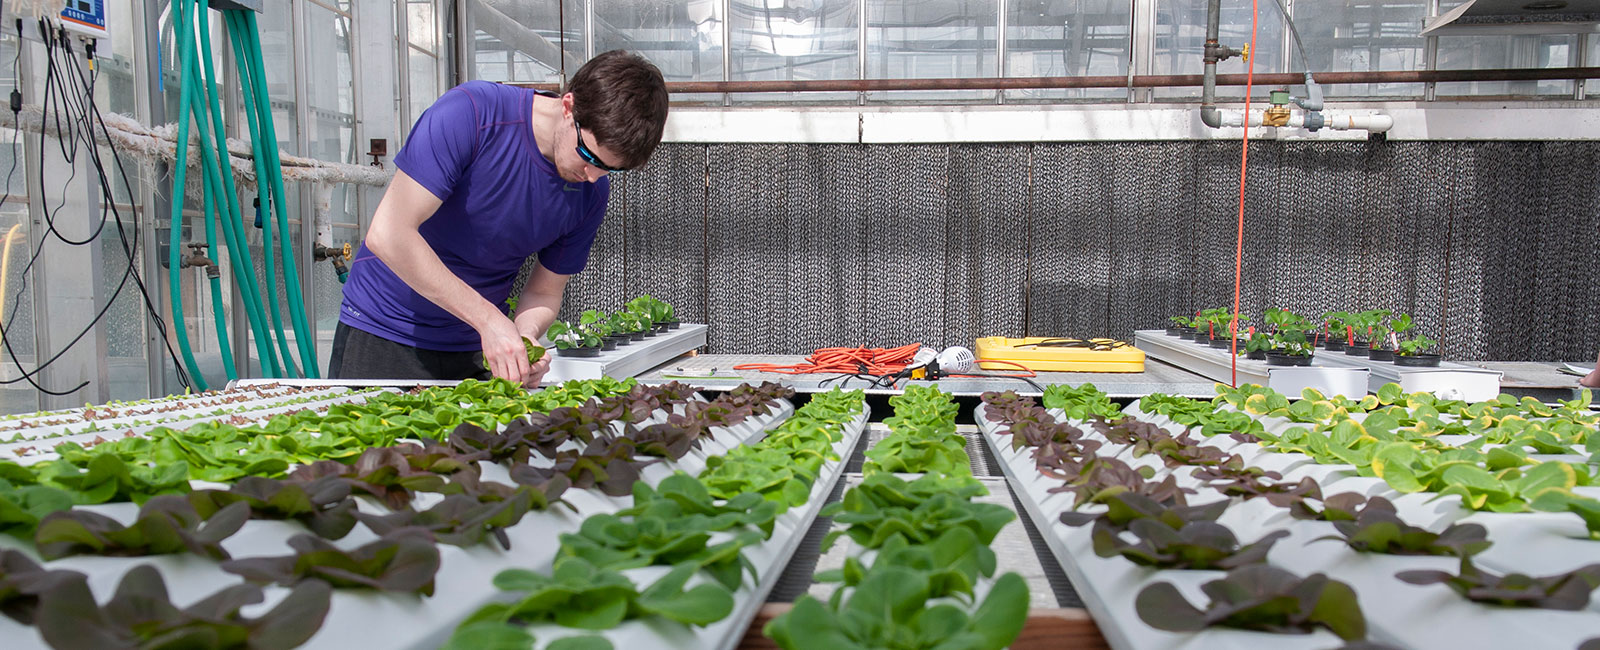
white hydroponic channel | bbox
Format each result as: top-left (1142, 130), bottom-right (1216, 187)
top-left (977, 399), bottom-right (1600, 650)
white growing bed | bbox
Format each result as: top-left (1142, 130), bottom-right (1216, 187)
top-left (0, 389), bottom-right (862, 650)
top-left (976, 400), bottom-right (1600, 650)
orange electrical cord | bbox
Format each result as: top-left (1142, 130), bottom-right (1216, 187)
top-left (1230, 0), bottom-right (1261, 388)
top-left (733, 343), bottom-right (923, 375)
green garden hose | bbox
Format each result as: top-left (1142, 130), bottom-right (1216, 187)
top-left (167, 0), bottom-right (207, 391)
top-left (224, 11), bottom-right (299, 378)
top-left (189, 0), bottom-right (281, 377)
top-left (167, 0), bottom-right (326, 382)
top-left (239, 9), bottom-right (319, 377)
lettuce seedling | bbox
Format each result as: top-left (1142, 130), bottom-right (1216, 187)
top-left (815, 527), bottom-right (995, 602)
top-left (289, 447), bottom-right (450, 510)
top-left (188, 475), bottom-right (359, 540)
top-left (1048, 455), bottom-right (1194, 510)
top-left (509, 438), bottom-right (651, 497)
top-left (463, 557), bottom-right (733, 631)
top-left (0, 549), bottom-right (86, 625)
top-left (222, 529), bottom-right (441, 595)
top-left (1041, 383), bottom-right (1123, 420)
top-left (32, 452), bottom-right (191, 505)
top-left (34, 495), bottom-right (249, 561)
top-left (1086, 517), bottom-right (1287, 570)
top-left (822, 473), bottom-right (1013, 554)
top-left (1136, 565), bottom-right (1367, 641)
top-left (1313, 496), bottom-right (1490, 557)
top-left (34, 565), bottom-right (330, 650)
top-left (1059, 491), bottom-right (1230, 530)
top-left (1397, 558), bottom-right (1600, 610)
top-left (1271, 490), bottom-right (1371, 522)
top-left (357, 489), bottom-right (543, 550)
top-left (482, 336), bottom-right (547, 371)
top-left (0, 479), bottom-right (75, 537)
top-left (764, 569), bottom-right (1029, 650)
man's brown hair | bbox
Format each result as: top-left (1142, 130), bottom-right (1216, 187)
top-left (570, 50), bottom-right (669, 169)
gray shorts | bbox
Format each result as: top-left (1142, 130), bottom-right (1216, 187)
top-left (327, 322), bottom-right (492, 381)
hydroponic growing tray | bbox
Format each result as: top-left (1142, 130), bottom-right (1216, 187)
top-left (546, 324), bottom-right (709, 382)
top-left (975, 389), bottom-right (1600, 650)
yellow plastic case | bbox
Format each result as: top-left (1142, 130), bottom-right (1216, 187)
top-left (975, 337), bottom-right (1146, 373)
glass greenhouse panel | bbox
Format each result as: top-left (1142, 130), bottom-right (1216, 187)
top-left (595, 0), bottom-right (724, 103)
top-left (1004, 0), bottom-right (1130, 102)
top-left (867, 0), bottom-right (998, 103)
top-left (1152, 0), bottom-right (1284, 99)
top-left (471, 0), bottom-right (582, 85)
top-left (1290, 0), bottom-right (1426, 98)
top-left (1436, 33), bottom-right (1576, 97)
top-left (729, 0), bottom-right (859, 104)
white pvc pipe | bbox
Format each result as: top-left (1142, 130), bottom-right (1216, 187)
top-left (1211, 109), bottom-right (1395, 133)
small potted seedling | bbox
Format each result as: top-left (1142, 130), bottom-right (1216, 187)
top-left (1367, 310), bottom-right (1397, 361)
top-left (624, 299), bottom-right (659, 337)
top-left (1199, 308), bottom-right (1235, 349)
top-left (1167, 315), bottom-right (1194, 338)
top-left (1319, 311), bottom-right (1353, 352)
top-left (1242, 326), bottom-right (1271, 361)
top-left (610, 310), bottom-right (647, 341)
top-left (1345, 309), bottom-right (1390, 358)
top-left (588, 309), bottom-right (631, 349)
top-left (1391, 313), bottom-right (1440, 367)
top-left (547, 320), bottom-right (602, 357)
top-left (578, 310), bottom-right (619, 351)
top-left (1264, 308), bottom-right (1315, 366)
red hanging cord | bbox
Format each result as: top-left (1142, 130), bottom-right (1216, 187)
top-left (1230, 0), bottom-right (1261, 387)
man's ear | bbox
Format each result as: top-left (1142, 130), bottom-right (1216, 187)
top-left (561, 92), bottom-right (576, 119)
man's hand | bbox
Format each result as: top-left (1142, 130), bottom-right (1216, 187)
top-left (521, 355), bottom-right (552, 387)
top-left (479, 316), bottom-right (532, 384)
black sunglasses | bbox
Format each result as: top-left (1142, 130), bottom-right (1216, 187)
top-left (573, 118), bottom-right (627, 173)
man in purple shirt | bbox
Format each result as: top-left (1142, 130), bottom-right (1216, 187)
top-left (330, 51), bottom-right (668, 385)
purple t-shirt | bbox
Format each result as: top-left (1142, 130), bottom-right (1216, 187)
top-left (340, 81), bottom-right (609, 351)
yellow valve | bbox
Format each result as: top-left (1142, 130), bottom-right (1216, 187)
top-left (342, 242), bottom-right (352, 259)
top-left (1241, 44), bottom-right (1251, 62)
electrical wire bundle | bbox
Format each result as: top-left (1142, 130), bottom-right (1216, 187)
top-left (0, 16), bottom-right (196, 396)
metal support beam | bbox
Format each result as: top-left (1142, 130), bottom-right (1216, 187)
top-left (515, 67), bottom-right (1600, 94)
top-left (137, 0), bottom-right (171, 396)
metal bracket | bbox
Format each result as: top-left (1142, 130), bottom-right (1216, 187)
top-left (209, 0), bottom-right (263, 12)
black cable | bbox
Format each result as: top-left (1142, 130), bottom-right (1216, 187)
top-left (1268, 0), bottom-right (1314, 73)
top-left (0, 25), bottom-right (191, 393)
top-left (64, 25), bottom-right (193, 390)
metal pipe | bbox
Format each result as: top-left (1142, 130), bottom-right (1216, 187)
top-left (1201, 0), bottom-right (1222, 127)
top-left (511, 67), bottom-right (1600, 94)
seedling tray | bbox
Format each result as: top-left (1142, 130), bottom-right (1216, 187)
top-left (546, 324), bottom-right (710, 383)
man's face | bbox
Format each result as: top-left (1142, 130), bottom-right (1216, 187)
top-left (556, 119), bottom-right (625, 185)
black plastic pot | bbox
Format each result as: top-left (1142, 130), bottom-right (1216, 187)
top-left (1208, 338), bottom-right (1234, 349)
top-left (600, 339), bottom-right (617, 351)
top-left (654, 322), bottom-right (671, 333)
top-left (1179, 330), bottom-right (1196, 341)
top-left (1345, 341), bottom-right (1371, 357)
top-left (1323, 338), bottom-right (1346, 352)
top-left (665, 321), bottom-right (681, 330)
top-left (1166, 327), bottom-right (1184, 337)
top-left (1369, 348), bottom-right (1395, 361)
top-left (1266, 351), bottom-right (1314, 367)
top-left (628, 331), bottom-right (646, 341)
top-left (557, 346), bottom-right (601, 358)
top-left (1246, 349), bottom-right (1267, 361)
top-left (1393, 353), bottom-right (1442, 367)
top-left (1192, 326), bottom-right (1208, 341)
top-left (641, 326), bottom-right (659, 338)
top-left (605, 335), bottom-right (631, 348)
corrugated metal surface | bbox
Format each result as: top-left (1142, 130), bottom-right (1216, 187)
top-left (525, 141), bottom-right (1600, 361)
